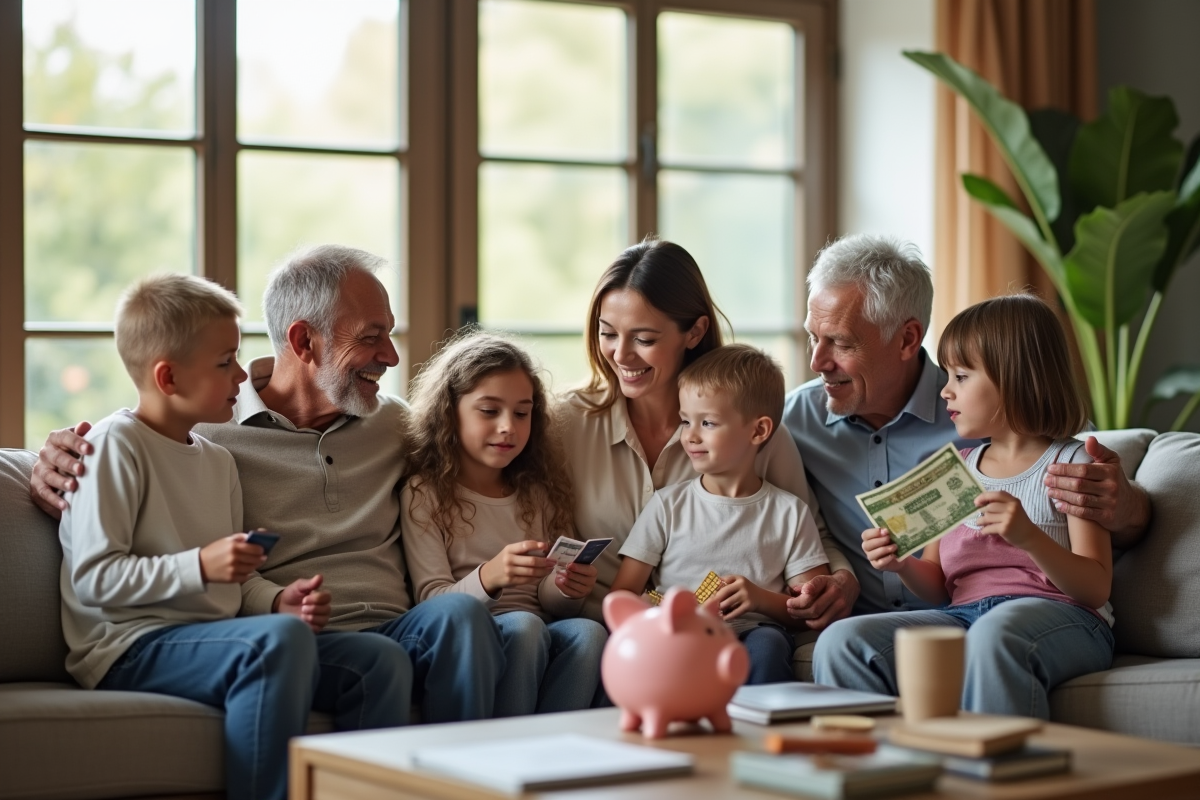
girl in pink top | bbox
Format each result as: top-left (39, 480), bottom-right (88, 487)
top-left (813, 294), bottom-right (1114, 718)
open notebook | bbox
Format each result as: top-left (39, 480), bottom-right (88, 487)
top-left (410, 733), bottom-right (695, 794)
top-left (727, 682), bottom-right (897, 724)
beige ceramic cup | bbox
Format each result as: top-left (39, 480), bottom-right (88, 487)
top-left (894, 626), bottom-right (965, 723)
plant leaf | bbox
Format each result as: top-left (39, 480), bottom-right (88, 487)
top-left (961, 174), bottom-right (1064, 286)
top-left (1180, 133), bottom-right (1200, 198)
top-left (1149, 365), bottom-right (1200, 401)
top-left (1064, 191), bottom-right (1175, 329)
top-left (1152, 135), bottom-right (1200, 291)
top-left (1029, 108), bottom-right (1082, 253)
top-left (904, 51), bottom-right (1059, 226)
top-left (1068, 87), bottom-right (1183, 212)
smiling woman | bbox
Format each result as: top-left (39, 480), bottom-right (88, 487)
top-left (556, 238), bottom-right (855, 625)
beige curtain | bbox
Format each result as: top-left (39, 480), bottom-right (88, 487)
top-left (933, 0), bottom-right (1097, 337)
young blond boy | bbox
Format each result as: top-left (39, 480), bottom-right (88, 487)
top-left (58, 274), bottom-right (328, 800)
top-left (611, 344), bottom-right (830, 683)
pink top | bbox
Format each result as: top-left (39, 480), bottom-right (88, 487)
top-left (938, 441), bottom-right (1113, 625)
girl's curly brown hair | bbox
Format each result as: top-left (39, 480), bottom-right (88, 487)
top-left (402, 330), bottom-right (576, 542)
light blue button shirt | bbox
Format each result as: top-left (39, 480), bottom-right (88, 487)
top-left (782, 350), bottom-right (979, 615)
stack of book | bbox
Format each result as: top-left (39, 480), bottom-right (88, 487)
top-left (887, 716), bottom-right (1071, 782)
top-left (726, 682), bottom-right (896, 724)
top-left (732, 746), bottom-right (941, 799)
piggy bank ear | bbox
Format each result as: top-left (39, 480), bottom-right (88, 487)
top-left (603, 590), bottom-right (649, 630)
top-left (718, 641), bottom-right (751, 687)
top-left (700, 596), bottom-right (722, 619)
top-left (661, 587), bottom-right (698, 634)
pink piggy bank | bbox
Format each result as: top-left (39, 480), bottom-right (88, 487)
top-left (602, 587), bottom-right (750, 739)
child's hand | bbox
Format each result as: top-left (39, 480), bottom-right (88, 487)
top-left (199, 534), bottom-right (266, 584)
top-left (480, 540), bottom-right (553, 595)
top-left (555, 562), bottom-right (598, 599)
top-left (715, 575), bottom-right (763, 621)
top-left (861, 528), bottom-right (903, 572)
top-left (974, 491), bottom-right (1039, 548)
top-left (274, 575), bottom-right (331, 632)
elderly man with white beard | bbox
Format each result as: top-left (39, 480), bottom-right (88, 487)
top-left (31, 245), bottom-right (506, 724)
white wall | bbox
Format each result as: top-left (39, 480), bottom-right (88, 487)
top-left (1097, 0), bottom-right (1200, 432)
top-left (838, 0), bottom-right (936, 266)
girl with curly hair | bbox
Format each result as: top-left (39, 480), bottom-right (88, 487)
top-left (401, 331), bottom-right (607, 716)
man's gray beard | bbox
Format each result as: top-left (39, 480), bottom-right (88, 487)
top-left (824, 391), bottom-right (859, 418)
top-left (314, 360), bottom-right (381, 418)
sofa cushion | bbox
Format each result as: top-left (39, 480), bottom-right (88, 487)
top-left (1050, 655), bottom-right (1200, 745)
top-left (0, 682), bottom-right (223, 799)
top-left (1084, 428), bottom-right (1156, 479)
top-left (0, 450), bottom-right (71, 683)
top-left (1110, 432), bottom-right (1200, 658)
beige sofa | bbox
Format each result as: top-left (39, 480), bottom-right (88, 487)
top-left (2, 429), bottom-right (1198, 798)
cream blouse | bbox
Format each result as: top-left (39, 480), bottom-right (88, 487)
top-left (558, 389), bottom-right (853, 622)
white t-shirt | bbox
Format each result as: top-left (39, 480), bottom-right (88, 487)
top-left (59, 410), bottom-right (243, 688)
top-left (558, 390), bottom-right (851, 623)
top-left (402, 481), bottom-right (583, 621)
top-left (619, 477), bottom-right (828, 633)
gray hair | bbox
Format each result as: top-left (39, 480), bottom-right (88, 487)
top-left (807, 234), bottom-right (933, 340)
top-left (263, 244), bottom-right (387, 355)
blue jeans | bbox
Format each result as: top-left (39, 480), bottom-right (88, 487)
top-left (362, 593), bottom-right (506, 722)
top-left (97, 616), bottom-right (318, 800)
top-left (739, 624), bottom-right (797, 684)
top-left (813, 596), bottom-right (1114, 718)
top-left (492, 611), bottom-right (608, 716)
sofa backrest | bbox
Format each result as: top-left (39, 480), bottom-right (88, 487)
top-left (1109, 432), bottom-right (1200, 658)
top-left (0, 449), bottom-right (71, 683)
top-left (1085, 428), bottom-right (1156, 479)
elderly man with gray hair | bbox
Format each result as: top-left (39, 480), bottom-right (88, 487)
top-left (781, 233), bottom-right (1151, 628)
top-left (32, 245), bottom-right (506, 725)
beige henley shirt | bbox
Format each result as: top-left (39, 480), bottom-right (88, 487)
top-left (194, 357), bottom-right (411, 631)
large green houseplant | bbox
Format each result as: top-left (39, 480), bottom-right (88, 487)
top-left (905, 51), bottom-right (1200, 431)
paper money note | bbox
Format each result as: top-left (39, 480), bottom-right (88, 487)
top-left (854, 443), bottom-right (984, 560)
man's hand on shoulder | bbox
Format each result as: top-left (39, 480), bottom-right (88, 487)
top-left (785, 570), bottom-right (858, 631)
top-left (1044, 436), bottom-right (1152, 548)
top-left (274, 575), bottom-right (332, 632)
top-left (30, 422), bottom-right (94, 519)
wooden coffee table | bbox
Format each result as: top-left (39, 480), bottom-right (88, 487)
top-left (289, 708), bottom-right (1200, 799)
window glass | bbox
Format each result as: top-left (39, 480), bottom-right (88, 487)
top-left (22, 0), bottom-right (196, 136)
top-left (479, 0), bottom-right (625, 160)
top-left (237, 151), bottom-right (402, 325)
top-left (24, 141), bottom-right (196, 323)
top-left (658, 171), bottom-right (793, 329)
top-left (478, 162), bottom-right (625, 330)
top-left (25, 338), bottom-right (136, 449)
top-left (659, 12), bottom-right (794, 168)
top-left (238, 0), bottom-right (402, 149)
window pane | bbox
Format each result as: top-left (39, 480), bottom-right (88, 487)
top-left (478, 162), bottom-right (625, 330)
top-left (479, 0), bottom-right (626, 161)
top-left (25, 338), bottom-right (135, 449)
top-left (510, 334), bottom-right (588, 395)
top-left (25, 141), bottom-right (195, 323)
top-left (238, 151), bottom-right (402, 325)
top-left (23, 0), bottom-right (196, 136)
top-left (659, 170), bottom-right (794, 331)
top-left (659, 12), bottom-right (795, 168)
top-left (238, 0), bottom-right (402, 149)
